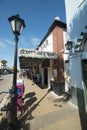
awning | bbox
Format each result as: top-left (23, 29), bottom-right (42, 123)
top-left (18, 48), bottom-right (58, 68)
top-left (18, 48), bottom-right (58, 59)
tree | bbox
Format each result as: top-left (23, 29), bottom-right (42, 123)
top-left (1, 60), bottom-right (7, 68)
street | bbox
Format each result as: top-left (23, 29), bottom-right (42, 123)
top-left (0, 74), bottom-right (13, 103)
top-left (0, 74), bottom-right (13, 91)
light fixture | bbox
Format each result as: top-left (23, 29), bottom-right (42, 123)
top-left (65, 41), bottom-right (73, 50)
top-left (77, 38), bottom-right (82, 42)
top-left (8, 14), bottom-right (25, 36)
top-left (80, 32), bottom-right (86, 36)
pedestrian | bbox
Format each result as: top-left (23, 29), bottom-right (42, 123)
top-left (35, 72), bottom-right (42, 84)
top-left (66, 71), bottom-right (71, 92)
top-left (31, 72), bottom-right (35, 82)
top-left (19, 71), bottom-right (22, 78)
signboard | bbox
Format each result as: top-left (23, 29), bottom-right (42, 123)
top-left (18, 48), bottom-right (58, 59)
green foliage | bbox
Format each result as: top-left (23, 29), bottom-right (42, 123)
top-left (1, 60), bottom-right (7, 65)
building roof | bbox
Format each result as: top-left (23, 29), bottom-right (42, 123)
top-left (36, 19), bottom-right (66, 49)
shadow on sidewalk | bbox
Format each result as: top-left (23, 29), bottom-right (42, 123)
top-left (0, 118), bottom-right (30, 130)
top-left (19, 89), bottom-right (50, 125)
top-left (24, 97), bottom-right (37, 112)
top-left (24, 92), bottom-right (36, 99)
top-left (20, 122), bottom-right (30, 130)
top-left (77, 88), bottom-right (87, 130)
top-left (37, 84), bottom-right (48, 89)
top-left (23, 92), bottom-right (37, 112)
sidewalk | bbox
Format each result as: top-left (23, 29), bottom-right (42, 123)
top-left (0, 78), bottom-right (87, 130)
top-left (20, 79), bottom-right (86, 130)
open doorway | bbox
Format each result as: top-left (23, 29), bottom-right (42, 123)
top-left (44, 68), bottom-right (48, 86)
top-left (82, 60), bottom-right (87, 87)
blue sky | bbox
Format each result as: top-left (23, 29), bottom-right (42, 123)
top-left (0, 0), bottom-right (66, 67)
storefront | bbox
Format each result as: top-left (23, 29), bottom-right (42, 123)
top-left (18, 48), bottom-right (58, 88)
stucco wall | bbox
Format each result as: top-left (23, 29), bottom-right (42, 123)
top-left (65, 0), bottom-right (87, 43)
top-left (70, 55), bottom-right (83, 89)
top-left (65, 0), bottom-right (87, 106)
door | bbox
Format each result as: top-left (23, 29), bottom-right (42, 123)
top-left (82, 60), bottom-right (87, 87)
top-left (44, 68), bottom-right (48, 86)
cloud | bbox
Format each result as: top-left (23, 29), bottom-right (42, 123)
top-left (17, 36), bottom-right (41, 49)
top-left (20, 37), bottom-right (29, 45)
top-left (4, 39), bottom-right (14, 45)
top-left (0, 41), bottom-right (6, 48)
top-left (0, 41), bottom-right (8, 51)
top-left (19, 37), bottom-right (41, 47)
top-left (31, 38), bottom-right (40, 46)
top-left (19, 37), bottom-right (30, 48)
top-left (0, 38), bottom-right (14, 52)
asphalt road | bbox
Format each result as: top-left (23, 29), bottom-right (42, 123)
top-left (0, 74), bottom-right (13, 103)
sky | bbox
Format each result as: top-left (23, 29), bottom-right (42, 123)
top-left (0, 0), bottom-right (66, 68)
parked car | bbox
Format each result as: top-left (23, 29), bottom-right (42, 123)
top-left (2, 69), bottom-right (13, 75)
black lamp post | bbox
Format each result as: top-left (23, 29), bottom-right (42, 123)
top-left (8, 14), bottom-right (25, 124)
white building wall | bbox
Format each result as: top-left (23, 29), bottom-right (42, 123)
top-left (65, 0), bottom-right (87, 90)
top-left (70, 55), bottom-right (83, 89)
top-left (63, 29), bottom-right (69, 61)
top-left (65, 0), bottom-right (87, 43)
top-left (64, 63), bottom-right (70, 92)
top-left (63, 28), bottom-right (69, 92)
top-left (39, 33), bottom-right (53, 52)
top-left (47, 65), bottom-right (54, 88)
top-left (0, 62), bottom-right (3, 69)
top-left (0, 62), bottom-right (2, 69)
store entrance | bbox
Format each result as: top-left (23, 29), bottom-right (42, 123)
top-left (44, 68), bottom-right (48, 86)
top-left (82, 60), bottom-right (87, 87)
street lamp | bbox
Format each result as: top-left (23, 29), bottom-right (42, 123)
top-left (76, 29), bottom-right (87, 52)
top-left (8, 14), bottom-right (25, 126)
top-left (65, 41), bottom-right (73, 50)
top-left (8, 14), bottom-right (25, 89)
